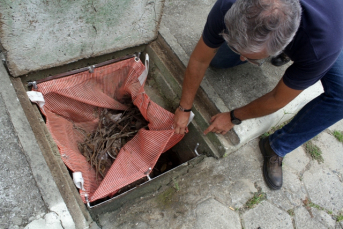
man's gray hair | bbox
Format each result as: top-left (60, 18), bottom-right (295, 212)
top-left (222, 0), bottom-right (301, 56)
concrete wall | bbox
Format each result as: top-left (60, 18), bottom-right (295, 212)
top-left (0, 0), bottom-right (164, 77)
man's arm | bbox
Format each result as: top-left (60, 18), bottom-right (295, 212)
top-left (174, 36), bottom-right (217, 134)
top-left (204, 78), bottom-right (303, 134)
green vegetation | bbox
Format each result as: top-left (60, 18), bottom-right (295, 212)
top-left (245, 191), bottom-right (266, 209)
top-left (173, 178), bottom-right (180, 191)
top-left (309, 202), bottom-right (324, 211)
top-left (308, 201), bottom-right (343, 222)
top-left (287, 209), bottom-right (295, 216)
top-left (156, 187), bottom-right (176, 208)
top-left (333, 130), bottom-right (343, 143)
top-left (305, 141), bottom-right (324, 163)
top-left (261, 117), bottom-right (293, 138)
top-left (337, 214), bottom-right (343, 222)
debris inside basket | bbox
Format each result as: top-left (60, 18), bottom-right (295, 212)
top-left (77, 102), bottom-right (149, 180)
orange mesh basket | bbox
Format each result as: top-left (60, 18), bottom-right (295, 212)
top-left (33, 54), bottom-right (183, 203)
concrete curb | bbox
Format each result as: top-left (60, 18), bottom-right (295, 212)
top-left (0, 63), bottom-right (75, 229)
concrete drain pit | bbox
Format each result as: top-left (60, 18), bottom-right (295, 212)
top-left (11, 35), bottom-right (230, 222)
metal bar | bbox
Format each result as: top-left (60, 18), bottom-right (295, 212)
top-left (88, 155), bottom-right (202, 209)
top-left (28, 53), bottom-right (137, 86)
top-left (194, 143), bottom-right (200, 156)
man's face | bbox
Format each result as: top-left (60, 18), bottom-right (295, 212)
top-left (239, 50), bottom-right (269, 64)
top-left (229, 45), bottom-right (269, 66)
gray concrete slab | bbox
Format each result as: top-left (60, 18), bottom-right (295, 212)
top-left (303, 164), bottom-right (343, 214)
top-left (0, 94), bottom-right (47, 229)
top-left (195, 198), bottom-right (241, 229)
top-left (242, 201), bottom-right (293, 229)
top-left (0, 0), bottom-right (163, 77)
top-left (294, 207), bottom-right (334, 229)
top-left (96, 123), bottom-right (343, 228)
top-left (1, 1), bottom-right (343, 228)
top-left (0, 62), bottom-right (79, 228)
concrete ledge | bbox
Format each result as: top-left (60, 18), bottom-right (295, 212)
top-left (146, 36), bottom-right (232, 158)
top-left (234, 82), bottom-right (324, 145)
top-left (0, 0), bottom-right (163, 77)
top-left (0, 63), bottom-right (86, 228)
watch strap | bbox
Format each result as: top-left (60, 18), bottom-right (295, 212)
top-left (178, 104), bottom-right (192, 112)
top-left (230, 110), bottom-right (242, 124)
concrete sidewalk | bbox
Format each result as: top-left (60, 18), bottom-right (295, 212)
top-left (1, 0), bottom-right (343, 228)
top-left (99, 123), bottom-right (343, 229)
top-left (0, 57), bottom-right (81, 229)
top-left (97, 0), bottom-right (343, 228)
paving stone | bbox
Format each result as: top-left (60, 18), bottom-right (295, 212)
top-left (256, 164), bottom-right (307, 211)
top-left (242, 201), bottom-right (293, 229)
top-left (228, 179), bottom-right (257, 209)
top-left (312, 208), bottom-right (336, 229)
top-left (314, 132), bottom-right (343, 176)
top-left (11, 216), bottom-right (22, 226)
top-left (328, 119), bottom-right (343, 132)
top-left (24, 212), bottom-right (63, 229)
top-left (216, 139), bottom-right (264, 182)
top-left (195, 198), bottom-right (241, 229)
top-left (303, 164), bottom-right (343, 214)
top-left (178, 157), bottom-right (220, 205)
top-left (294, 206), bottom-right (335, 229)
top-left (283, 146), bottom-right (310, 174)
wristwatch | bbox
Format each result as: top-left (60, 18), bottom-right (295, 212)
top-left (230, 110), bottom-right (242, 125)
top-left (178, 104), bottom-right (192, 112)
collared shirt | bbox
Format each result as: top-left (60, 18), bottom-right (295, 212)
top-left (202, 0), bottom-right (343, 90)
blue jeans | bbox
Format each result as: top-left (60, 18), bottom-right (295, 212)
top-left (211, 43), bottom-right (343, 157)
top-left (210, 42), bottom-right (247, 68)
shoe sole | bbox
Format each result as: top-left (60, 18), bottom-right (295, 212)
top-left (259, 138), bottom-right (282, 190)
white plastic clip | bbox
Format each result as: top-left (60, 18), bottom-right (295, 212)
top-left (144, 168), bottom-right (152, 181)
top-left (134, 52), bottom-right (141, 62)
top-left (85, 194), bottom-right (91, 208)
top-left (194, 143), bottom-right (200, 156)
top-left (27, 81), bottom-right (38, 90)
top-left (138, 53), bottom-right (149, 85)
top-left (88, 65), bottom-right (95, 73)
top-left (72, 172), bottom-right (85, 191)
top-left (27, 91), bottom-right (45, 109)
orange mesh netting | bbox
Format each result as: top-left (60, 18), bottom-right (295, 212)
top-left (33, 55), bottom-right (183, 203)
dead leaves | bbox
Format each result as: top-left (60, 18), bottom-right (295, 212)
top-left (77, 103), bottom-right (148, 180)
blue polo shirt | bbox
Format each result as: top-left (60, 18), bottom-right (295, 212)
top-left (203, 0), bottom-right (343, 90)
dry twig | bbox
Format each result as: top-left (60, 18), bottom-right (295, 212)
top-left (77, 102), bottom-right (148, 180)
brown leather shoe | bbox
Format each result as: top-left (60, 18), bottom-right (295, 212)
top-left (259, 137), bottom-right (283, 190)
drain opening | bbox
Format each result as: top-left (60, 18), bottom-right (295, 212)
top-left (26, 53), bottom-right (197, 206)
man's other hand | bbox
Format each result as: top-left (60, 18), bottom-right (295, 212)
top-left (203, 112), bottom-right (233, 135)
top-left (173, 108), bottom-right (190, 134)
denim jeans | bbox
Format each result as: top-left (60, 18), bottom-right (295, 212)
top-left (210, 42), bottom-right (247, 68)
top-left (211, 43), bottom-right (343, 157)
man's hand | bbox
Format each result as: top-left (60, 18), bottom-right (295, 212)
top-left (173, 108), bottom-right (190, 134)
top-left (173, 36), bottom-right (217, 135)
top-left (203, 112), bottom-right (233, 135)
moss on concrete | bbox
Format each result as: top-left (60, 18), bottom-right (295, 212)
top-left (156, 187), bottom-right (177, 209)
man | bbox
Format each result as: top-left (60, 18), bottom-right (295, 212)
top-left (173, 0), bottom-right (343, 190)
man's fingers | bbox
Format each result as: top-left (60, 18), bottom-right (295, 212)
top-left (220, 130), bottom-right (228, 135)
top-left (203, 124), bottom-right (214, 135)
top-left (210, 114), bottom-right (218, 123)
top-left (174, 126), bottom-right (186, 135)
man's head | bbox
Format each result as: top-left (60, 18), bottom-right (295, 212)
top-left (222, 0), bottom-right (301, 57)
